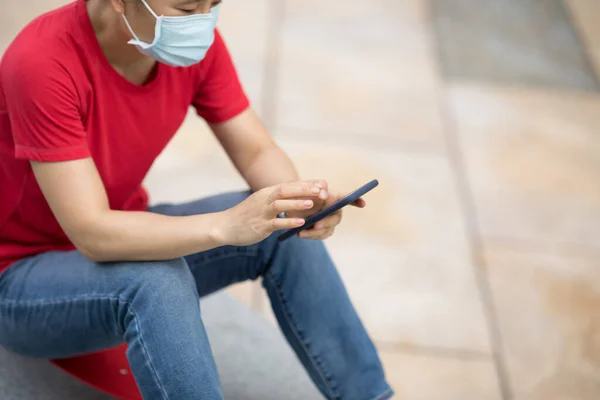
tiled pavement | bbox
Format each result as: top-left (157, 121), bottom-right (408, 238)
top-left (3, 1), bottom-right (600, 399)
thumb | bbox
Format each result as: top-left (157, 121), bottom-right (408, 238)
top-left (351, 198), bottom-right (367, 208)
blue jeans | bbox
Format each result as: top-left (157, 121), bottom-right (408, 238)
top-left (0, 191), bottom-right (393, 400)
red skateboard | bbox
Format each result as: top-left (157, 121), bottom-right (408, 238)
top-left (51, 344), bottom-right (142, 400)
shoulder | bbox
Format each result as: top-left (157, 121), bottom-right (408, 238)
top-left (1, 2), bottom-right (83, 91)
top-left (205, 29), bottom-right (231, 65)
top-left (189, 29), bottom-right (250, 123)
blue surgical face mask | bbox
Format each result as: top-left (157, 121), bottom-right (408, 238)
top-left (123, 0), bottom-right (220, 67)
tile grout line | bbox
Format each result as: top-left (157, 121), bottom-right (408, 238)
top-left (561, 0), bottom-right (600, 87)
top-left (375, 340), bottom-right (492, 361)
top-left (274, 125), bottom-right (446, 155)
top-left (446, 75), bottom-right (600, 95)
top-left (484, 235), bottom-right (600, 260)
top-left (425, 1), bottom-right (513, 399)
top-left (437, 92), bottom-right (514, 400)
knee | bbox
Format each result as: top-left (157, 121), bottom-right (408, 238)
top-left (118, 258), bottom-right (198, 304)
top-left (109, 258), bottom-right (200, 339)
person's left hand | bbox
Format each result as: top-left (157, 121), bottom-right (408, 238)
top-left (287, 180), bottom-right (367, 240)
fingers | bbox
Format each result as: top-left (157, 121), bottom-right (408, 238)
top-left (271, 216), bottom-right (305, 231)
top-left (317, 187), bottom-right (329, 201)
top-left (313, 180), bottom-right (329, 201)
top-left (267, 181), bottom-right (323, 203)
top-left (298, 211), bottom-right (342, 240)
top-left (308, 179), bottom-right (328, 191)
top-left (269, 199), bottom-right (314, 214)
top-left (351, 198), bottom-right (367, 208)
top-left (299, 227), bottom-right (335, 240)
top-left (313, 211), bottom-right (343, 231)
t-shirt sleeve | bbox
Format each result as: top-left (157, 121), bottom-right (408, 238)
top-left (1, 52), bottom-right (90, 162)
top-left (192, 29), bottom-right (250, 124)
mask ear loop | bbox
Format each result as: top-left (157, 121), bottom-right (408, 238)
top-left (122, 14), bottom-right (141, 41)
top-left (139, 0), bottom-right (160, 18)
top-left (122, 0), bottom-right (159, 42)
top-left (123, 14), bottom-right (140, 42)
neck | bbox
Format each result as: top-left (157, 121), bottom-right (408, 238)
top-left (86, 0), bottom-right (157, 83)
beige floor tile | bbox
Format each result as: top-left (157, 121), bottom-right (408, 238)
top-left (264, 135), bottom-right (491, 352)
top-left (380, 349), bottom-right (501, 400)
top-left (254, 286), bottom-right (279, 326)
top-left (143, 156), bottom-right (246, 205)
top-left (275, 0), bottom-right (443, 147)
top-left (225, 281), bottom-right (261, 308)
top-left (447, 83), bottom-right (600, 251)
top-left (217, 0), bottom-right (269, 117)
top-left (256, 295), bottom-right (502, 399)
top-left (144, 108), bottom-right (248, 204)
top-left (567, 0), bottom-right (600, 49)
top-left (484, 243), bottom-right (600, 400)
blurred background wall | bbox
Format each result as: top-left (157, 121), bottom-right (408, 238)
top-left (2, 1), bottom-right (599, 399)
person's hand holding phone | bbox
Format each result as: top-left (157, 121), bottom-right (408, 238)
top-left (287, 179), bottom-right (367, 240)
top-left (218, 180), bottom-right (320, 246)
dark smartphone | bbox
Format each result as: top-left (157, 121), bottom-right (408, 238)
top-left (278, 179), bottom-right (379, 241)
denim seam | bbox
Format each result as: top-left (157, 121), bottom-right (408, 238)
top-left (0, 294), bottom-right (128, 307)
top-left (264, 272), bottom-right (340, 400)
top-left (186, 249), bottom-right (258, 269)
top-left (0, 294), bottom-right (170, 399)
top-left (366, 388), bottom-right (394, 400)
top-left (0, 295), bottom-right (122, 336)
top-left (128, 305), bottom-right (170, 400)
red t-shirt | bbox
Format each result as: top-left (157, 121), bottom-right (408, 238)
top-left (0, 0), bottom-right (250, 272)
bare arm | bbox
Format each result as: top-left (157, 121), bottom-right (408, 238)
top-left (32, 157), bottom-right (315, 262)
top-left (32, 158), bottom-right (225, 262)
top-left (209, 108), bottom-right (300, 191)
top-left (210, 108), bottom-right (367, 241)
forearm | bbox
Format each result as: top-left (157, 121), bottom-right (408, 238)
top-left (210, 109), bottom-right (301, 191)
top-left (241, 145), bottom-right (300, 192)
top-left (31, 158), bottom-right (228, 263)
top-left (77, 210), bottom-right (225, 262)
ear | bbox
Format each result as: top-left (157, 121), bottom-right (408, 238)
top-left (108, 0), bottom-right (127, 14)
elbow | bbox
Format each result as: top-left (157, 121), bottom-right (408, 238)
top-left (69, 228), bottom-right (115, 263)
top-left (77, 244), bottom-right (111, 263)
top-left (74, 239), bottom-right (110, 263)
